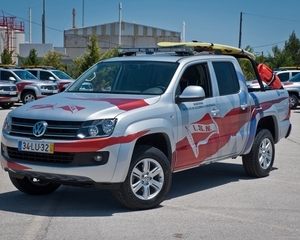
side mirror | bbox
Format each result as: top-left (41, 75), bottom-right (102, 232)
top-left (175, 85), bottom-right (205, 104)
top-left (8, 77), bottom-right (16, 81)
top-left (49, 76), bottom-right (55, 81)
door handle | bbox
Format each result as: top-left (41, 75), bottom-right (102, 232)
top-left (211, 108), bottom-right (220, 116)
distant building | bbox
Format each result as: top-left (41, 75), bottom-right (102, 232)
top-left (0, 16), bottom-right (181, 62)
top-left (0, 16), bottom-right (25, 63)
top-left (64, 21), bottom-right (182, 58)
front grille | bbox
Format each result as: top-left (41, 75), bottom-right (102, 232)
top-left (0, 94), bottom-right (18, 97)
top-left (10, 117), bottom-right (83, 140)
top-left (43, 85), bottom-right (58, 90)
top-left (42, 92), bottom-right (57, 96)
top-left (0, 86), bottom-right (17, 91)
top-left (7, 147), bottom-right (74, 164)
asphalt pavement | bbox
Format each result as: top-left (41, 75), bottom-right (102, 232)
top-left (0, 105), bottom-right (299, 240)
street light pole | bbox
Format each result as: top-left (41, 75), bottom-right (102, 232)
top-left (238, 12), bottom-right (242, 48)
top-left (82, 0), bottom-right (84, 27)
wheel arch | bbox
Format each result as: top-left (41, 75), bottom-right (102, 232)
top-left (257, 115), bottom-right (278, 143)
top-left (110, 118), bottom-right (175, 183)
top-left (135, 132), bottom-right (172, 165)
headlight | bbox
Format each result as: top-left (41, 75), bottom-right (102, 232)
top-left (3, 114), bottom-right (12, 134)
top-left (77, 119), bottom-right (117, 139)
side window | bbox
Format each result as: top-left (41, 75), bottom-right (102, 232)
top-left (277, 72), bottom-right (289, 82)
top-left (178, 63), bottom-right (211, 97)
top-left (291, 72), bottom-right (300, 77)
top-left (29, 70), bottom-right (38, 77)
top-left (0, 70), bottom-right (14, 80)
top-left (212, 61), bottom-right (239, 96)
top-left (40, 71), bottom-right (53, 80)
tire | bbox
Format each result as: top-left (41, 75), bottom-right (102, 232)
top-left (112, 145), bottom-right (172, 210)
top-left (0, 102), bottom-right (14, 109)
top-left (289, 94), bottom-right (298, 109)
top-left (9, 173), bottom-right (61, 195)
top-left (242, 129), bottom-right (275, 178)
top-left (22, 91), bottom-right (36, 104)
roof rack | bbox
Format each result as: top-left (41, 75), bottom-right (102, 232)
top-left (0, 64), bottom-right (18, 69)
top-left (118, 46), bottom-right (195, 56)
top-left (20, 65), bottom-right (56, 69)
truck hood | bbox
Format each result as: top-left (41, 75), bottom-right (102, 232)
top-left (10, 92), bottom-right (161, 121)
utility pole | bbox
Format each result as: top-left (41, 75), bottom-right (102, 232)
top-left (118, 2), bottom-right (122, 46)
top-left (82, 0), bottom-right (84, 27)
top-left (238, 12), bottom-right (242, 48)
top-left (182, 21), bottom-right (185, 42)
top-left (42, 0), bottom-right (45, 43)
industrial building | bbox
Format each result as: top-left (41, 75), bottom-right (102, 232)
top-left (0, 16), bottom-right (25, 63)
top-left (0, 15), bottom-right (181, 61)
top-left (64, 21), bottom-right (182, 58)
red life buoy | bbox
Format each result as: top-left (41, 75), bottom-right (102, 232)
top-left (257, 63), bottom-right (282, 89)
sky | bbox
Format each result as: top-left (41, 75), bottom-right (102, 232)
top-left (1, 0), bottom-right (300, 56)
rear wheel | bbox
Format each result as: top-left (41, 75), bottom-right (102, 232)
top-left (242, 129), bottom-right (275, 177)
top-left (9, 173), bottom-right (61, 195)
top-left (289, 94), bottom-right (298, 109)
top-left (0, 102), bottom-right (14, 109)
top-left (22, 91), bottom-right (36, 104)
top-left (112, 145), bottom-right (172, 210)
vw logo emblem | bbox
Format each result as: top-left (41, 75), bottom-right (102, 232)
top-left (33, 121), bottom-right (48, 137)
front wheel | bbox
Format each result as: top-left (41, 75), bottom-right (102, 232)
top-left (289, 94), bottom-right (298, 109)
top-left (242, 129), bottom-right (275, 178)
top-left (9, 173), bottom-right (61, 195)
top-left (22, 91), bottom-right (36, 104)
top-left (112, 145), bottom-right (172, 210)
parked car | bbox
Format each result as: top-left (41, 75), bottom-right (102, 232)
top-left (0, 80), bottom-right (19, 109)
top-left (246, 79), bottom-right (300, 109)
top-left (0, 67), bottom-right (59, 104)
top-left (23, 67), bottom-right (75, 92)
top-left (276, 70), bottom-right (300, 82)
top-left (280, 73), bottom-right (300, 109)
top-left (79, 82), bottom-right (93, 91)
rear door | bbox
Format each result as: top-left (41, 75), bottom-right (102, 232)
top-left (211, 61), bottom-right (251, 157)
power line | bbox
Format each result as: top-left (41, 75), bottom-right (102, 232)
top-left (253, 40), bottom-right (286, 49)
top-left (2, 11), bottom-right (63, 33)
top-left (243, 12), bottom-right (300, 23)
top-left (242, 12), bottom-right (297, 50)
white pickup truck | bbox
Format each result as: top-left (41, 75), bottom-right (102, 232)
top-left (0, 43), bottom-right (292, 210)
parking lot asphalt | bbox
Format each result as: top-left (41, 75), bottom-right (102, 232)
top-left (0, 105), bottom-right (299, 240)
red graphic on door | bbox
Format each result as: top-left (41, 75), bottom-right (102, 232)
top-left (185, 114), bottom-right (219, 158)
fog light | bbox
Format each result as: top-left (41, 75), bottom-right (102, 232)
top-left (94, 154), bottom-right (103, 162)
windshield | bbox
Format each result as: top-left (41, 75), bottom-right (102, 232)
top-left (290, 73), bottom-right (300, 82)
top-left (13, 70), bottom-right (38, 80)
top-left (67, 61), bottom-right (178, 94)
top-left (52, 70), bottom-right (73, 79)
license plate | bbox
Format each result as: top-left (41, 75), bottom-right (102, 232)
top-left (18, 141), bottom-right (54, 154)
top-left (9, 91), bottom-right (17, 95)
top-left (53, 90), bottom-right (58, 93)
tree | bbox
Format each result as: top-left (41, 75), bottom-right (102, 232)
top-left (239, 45), bottom-right (257, 80)
top-left (42, 51), bottom-right (66, 71)
top-left (69, 35), bottom-right (119, 79)
top-left (284, 31), bottom-right (300, 66)
top-left (266, 46), bottom-right (293, 70)
top-left (79, 35), bottom-right (101, 73)
top-left (1, 48), bottom-right (15, 65)
top-left (18, 49), bottom-right (41, 66)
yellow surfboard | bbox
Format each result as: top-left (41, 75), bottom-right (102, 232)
top-left (157, 41), bottom-right (255, 59)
